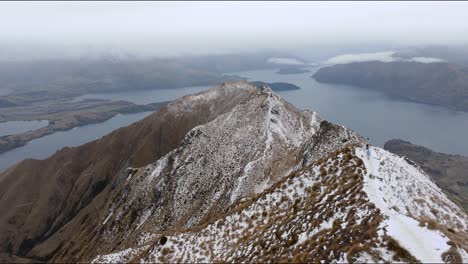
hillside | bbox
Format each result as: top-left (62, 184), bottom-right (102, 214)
top-left (385, 139), bottom-right (468, 212)
top-left (1, 82), bottom-right (466, 263)
top-left (93, 145), bottom-right (467, 263)
top-left (313, 61), bottom-right (468, 111)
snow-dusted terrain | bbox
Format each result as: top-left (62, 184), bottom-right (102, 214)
top-left (94, 144), bottom-right (468, 263)
top-left (358, 147), bottom-right (468, 263)
top-left (43, 81), bottom-right (466, 263)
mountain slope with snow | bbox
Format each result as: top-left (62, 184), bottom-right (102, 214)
top-left (18, 82), bottom-right (466, 263)
top-left (93, 145), bottom-right (467, 263)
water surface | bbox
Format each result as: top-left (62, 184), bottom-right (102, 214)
top-left (0, 112), bottom-right (152, 172)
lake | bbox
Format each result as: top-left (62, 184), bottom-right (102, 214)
top-left (0, 112), bottom-right (152, 172)
top-left (2, 68), bottom-right (468, 172)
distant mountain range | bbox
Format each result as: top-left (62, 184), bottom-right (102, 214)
top-left (1, 82), bottom-right (466, 263)
top-left (313, 61), bottom-right (468, 111)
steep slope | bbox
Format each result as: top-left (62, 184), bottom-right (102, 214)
top-left (384, 139), bottom-right (468, 213)
top-left (46, 85), bottom-right (364, 262)
top-left (93, 145), bottom-right (468, 263)
top-left (0, 82), bottom-right (255, 260)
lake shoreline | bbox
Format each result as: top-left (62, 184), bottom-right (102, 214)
top-left (0, 101), bottom-right (168, 154)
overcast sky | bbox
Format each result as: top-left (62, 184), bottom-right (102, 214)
top-left (1, 1), bottom-right (468, 58)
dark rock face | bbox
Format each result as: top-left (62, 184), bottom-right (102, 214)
top-left (384, 139), bottom-right (468, 212)
top-left (313, 61), bottom-right (468, 111)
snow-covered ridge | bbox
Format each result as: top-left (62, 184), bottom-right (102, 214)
top-left (89, 84), bottom-right (361, 257)
top-left (94, 146), bottom-right (380, 263)
top-left (187, 81), bottom-right (257, 102)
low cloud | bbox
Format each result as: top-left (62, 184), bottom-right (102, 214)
top-left (408, 57), bottom-right (445, 63)
top-left (326, 51), bottom-right (397, 64)
top-left (267, 57), bottom-right (305, 65)
top-left (326, 51), bottom-right (445, 65)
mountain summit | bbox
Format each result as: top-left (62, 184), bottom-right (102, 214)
top-left (1, 82), bottom-right (467, 263)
